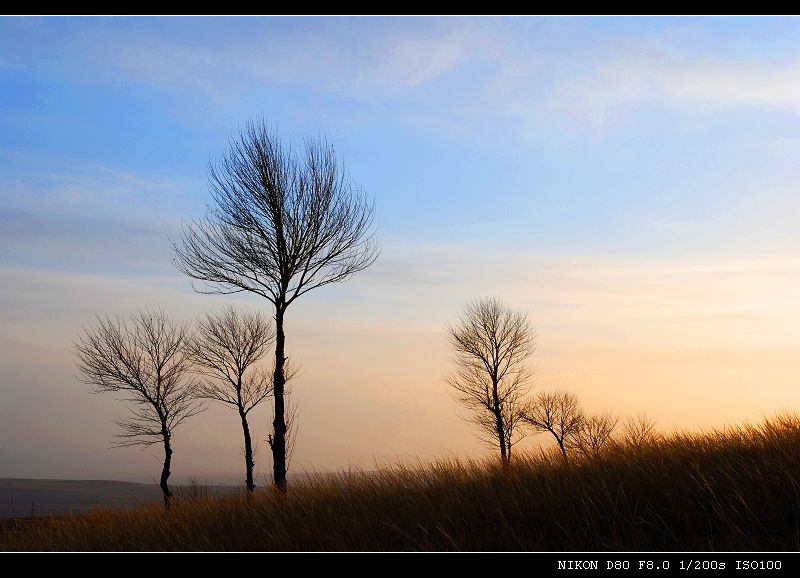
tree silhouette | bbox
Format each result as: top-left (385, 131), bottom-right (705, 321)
top-left (188, 306), bottom-right (274, 496)
top-left (619, 413), bottom-right (661, 449)
top-left (522, 390), bottom-right (584, 463)
top-left (445, 297), bottom-right (535, 463)
top-left (73, 308), bottom-right (203, 507)
top-left (569, 411), bottom-right (619, 458)
top-left (173, 120), bottom-right (378, 490)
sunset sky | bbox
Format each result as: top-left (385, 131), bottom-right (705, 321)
top-left (2, 16), bottom-right (800, 483)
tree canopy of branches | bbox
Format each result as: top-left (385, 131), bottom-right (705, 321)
top-left (73, 308), bottom-right (203, 506)
top-left (569, 411), bottom-right (620, 458)
top-left (173, 120), bottom-right (379, 490)
top-left (188, 306), bottom-right (274, 494)
top-left (446, 297), bottom-right (535, 463)
top-left (620, 413), bottom-right (661, 449)
top-left (522, 390), bottom-right (584, 462)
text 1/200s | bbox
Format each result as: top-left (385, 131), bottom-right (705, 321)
top-left (557, 559), bottom-right (782, 571)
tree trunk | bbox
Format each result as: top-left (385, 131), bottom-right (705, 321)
top-left (240, 407), bottom-right (255, 495)
top-left (496, 410), bottom-right (508, 464)
top-left (558, 440), bottom-right (569, 463)
top-left (160, 430), bottom-right (173, 508)
top-left (492, 381), bottom-right (508, 464)
top-left (271, 304), bottom-right (288, 491)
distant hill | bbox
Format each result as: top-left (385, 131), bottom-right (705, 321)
top-left (0, 479), bottom-right (239, 518)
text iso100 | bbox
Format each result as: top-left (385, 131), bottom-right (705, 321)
top-left (736, 560), bottom-right (782, 570)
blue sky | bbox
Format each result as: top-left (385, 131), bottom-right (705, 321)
top-left (3, 17), bottom-right (800, 480)
top-left (0, 18), bottom-right (798, 266)
top-left (4, 17), bottom-right (800, 262)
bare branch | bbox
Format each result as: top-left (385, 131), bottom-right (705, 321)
top-left (445, 297), bottom-right (535, 463)
top-left (172, 119), bottom-right (379, 490)
top-left (172, 121), bottom-right (380, 308)
top-left (188, 305), bottom-right (274, 492)
top-left (568, 411), bottom-right (620, 458)
top-left (522, 390), bottom-right (585, 462)
top-left (619, 412), bottom-right (662, 449)
top-left (189, 305), bottom-right (275, 412)
top-left (73, 307), bottom-right (204, 505)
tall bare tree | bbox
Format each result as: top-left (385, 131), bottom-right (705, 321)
top-left (173, 120), bottom-right (378, 490)
top-left (188, 306), bottom-right (274, 495)
top-left (522, 390), bottom-right (584, 462)
top-left (445, 297), bottom-right (535, 463)
top-left (73, 308), bottom-right (203, 507)
top-left (569, 411), bottom-right (620, 458)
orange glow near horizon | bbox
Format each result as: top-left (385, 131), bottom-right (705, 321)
top-left (4, 17), bottom-right (800, 482)
top-left (6, 247), bottom-right (798, 480)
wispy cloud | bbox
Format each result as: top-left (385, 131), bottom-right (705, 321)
top-left (309, 240), bottom-right (800, 353)
top-left (9, 18), bottom-right (800, 137)
top-left (4, 241), bottom-right (800, 473)
top-left (100, 20), bottom-right (471, 104)
top-left (540, 51), bottom-right (800, 130)
top-left (4, 17), bottom-right (800, 475)
top-left (0, 157), bottom-right (203, 272)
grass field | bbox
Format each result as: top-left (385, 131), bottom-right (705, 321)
top-left (3, 415), bottom-right (800, 551)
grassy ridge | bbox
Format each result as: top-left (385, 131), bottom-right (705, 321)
top-left (3, 416), bottom-right (800, 551)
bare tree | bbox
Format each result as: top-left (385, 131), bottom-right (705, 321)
top-left (620, 413), bottom-right (661, 449)
top-left (173, 120), bottom-right (378, 490)
top-left (188, 306), bottom-right (274, 495)
top-left (73, 308), bottom-right (203, 507)
top-left (522, 390), bottom-right (584, 462)
top-left (445, 297), bottom-right (535, 464)
top-left (569, 411), bottom-right (620, 458)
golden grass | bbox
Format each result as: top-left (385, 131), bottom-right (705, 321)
top-left (3, 414), bottom-right (800, 551)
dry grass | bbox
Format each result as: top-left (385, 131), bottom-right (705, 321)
top-left (3, 414), bottom-right (800, 551)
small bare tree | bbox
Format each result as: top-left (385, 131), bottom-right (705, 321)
top-left (620, 413), bottom-right (661, 449)
top-left (189, 306), bottom-right (274, 495)
top-left (445, 297), bottom-right (535, 464)
top-left (522, 390), bottom-right (584, 462)
top-left (73, 308), bottom-right (203, 507)
top-left (569, 411), bottom-right (620, 458)
top-left (173, 120), bottom-right (378, 490)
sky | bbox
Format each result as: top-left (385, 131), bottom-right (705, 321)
top-left (2, 16), bottom-right (800, 483)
